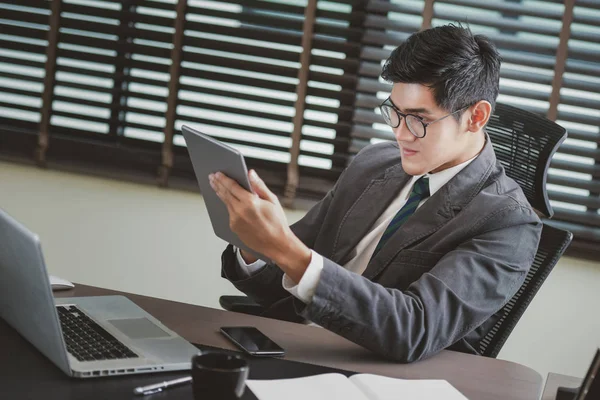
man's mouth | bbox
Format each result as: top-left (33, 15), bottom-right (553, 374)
top-left (401, 147), bottom-right (418, 157)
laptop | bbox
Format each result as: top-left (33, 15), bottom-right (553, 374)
top-left (0, 207), bottom-right (199, 378)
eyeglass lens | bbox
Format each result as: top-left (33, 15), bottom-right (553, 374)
top-left (380, 105), bottom-right (425, 138)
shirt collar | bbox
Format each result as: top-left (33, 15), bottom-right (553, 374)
top-left (406, 155), bottom-right (478, 199)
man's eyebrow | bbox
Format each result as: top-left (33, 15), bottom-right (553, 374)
top-left (387, 99), bottom-right (433, 116)
top-left (403, 107), bottom-right (432, 115)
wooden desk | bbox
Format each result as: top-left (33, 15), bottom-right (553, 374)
top-left (541, 373), bottom-right (582, 400)
top-left (2, 284), bottom-right (543, 400)
top-left (55, 284), bottom-right (542, 400)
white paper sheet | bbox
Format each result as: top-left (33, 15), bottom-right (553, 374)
top-left (246, 373), bottom-right (369, 400)
top-left (245, 372), bottom-right (469, 400)
top-left (350, 373), bottom-right (469, 400)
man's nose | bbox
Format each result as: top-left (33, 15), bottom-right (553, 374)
top-left (393, 118), bottom-right (415, 142)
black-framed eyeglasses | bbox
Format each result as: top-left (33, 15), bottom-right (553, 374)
top-left (379, 97), bottom-right (470, 138)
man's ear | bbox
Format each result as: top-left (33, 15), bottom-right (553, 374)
top-left (465, 100), bottom-right (492, 132)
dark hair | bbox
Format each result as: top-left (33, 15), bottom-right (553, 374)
top-left (381, 24), bottom-right (501, 119)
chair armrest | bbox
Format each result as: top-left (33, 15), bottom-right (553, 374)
top-left (219, 295), bottom-right (265, 316)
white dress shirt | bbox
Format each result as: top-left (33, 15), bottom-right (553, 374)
top-left (235, 155), bottom-right (476, 305)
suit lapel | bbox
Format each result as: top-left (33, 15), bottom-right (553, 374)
top-left (362, 136), bottom-right (499, 280)
top-left (331, 164), bottom-right (411, 265)
top-left (362, 186), bottom-right (453, 279)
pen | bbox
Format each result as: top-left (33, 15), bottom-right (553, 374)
top-left (133, 376), bottom-right (192, 396)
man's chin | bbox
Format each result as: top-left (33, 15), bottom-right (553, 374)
top-left (400, 160), bottom-right (426, 176)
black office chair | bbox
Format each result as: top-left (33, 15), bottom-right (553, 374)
top-left (220, 103), bottom-right (573, 358)
top-left (478, 103), bottom-right (573, 356)
top-left (487, 103), bottom-right (568, 218)
top-left (479, 222), bottom-right (572, 358)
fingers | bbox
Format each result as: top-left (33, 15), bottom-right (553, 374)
top-left (249, 170), bottom-right (277, 203)
top-left (209, 172), bottom-right (243, 206)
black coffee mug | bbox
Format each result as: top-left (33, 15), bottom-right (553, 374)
top-left (191, 352), bottom-right (249, 400)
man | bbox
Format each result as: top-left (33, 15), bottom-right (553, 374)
top-left (209, 24), bottom-right (542, 362)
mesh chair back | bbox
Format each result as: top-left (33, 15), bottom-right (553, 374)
top-left (487, 103), bottom-right (567, 218)
top-left (479, 223), bottom-right (573, 358)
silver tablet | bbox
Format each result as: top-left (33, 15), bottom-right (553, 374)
top-left (181, 125), bottom-right (270, 262)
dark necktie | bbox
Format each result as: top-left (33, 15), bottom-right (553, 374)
top-left (371, 176), bottom-right (430, 258)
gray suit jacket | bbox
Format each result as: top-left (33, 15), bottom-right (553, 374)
top-left (221, 137), bottom-right (542, 362)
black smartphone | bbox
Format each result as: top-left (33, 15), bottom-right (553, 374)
top-left (220, 326), bottom-right (285, 357)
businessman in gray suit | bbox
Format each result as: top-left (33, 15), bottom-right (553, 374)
top-left (209, 24), bottom-right (542, 362)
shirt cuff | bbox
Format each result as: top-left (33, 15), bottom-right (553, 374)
top-left (282, 251), bottom-right (324, 304)
top-left (235, 246), bottom-right (267, 278)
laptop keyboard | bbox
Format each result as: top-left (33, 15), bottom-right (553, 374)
top-left (57, 305), bottom-right (138, 362)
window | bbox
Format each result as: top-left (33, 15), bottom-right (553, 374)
top-left (1, 0), bottom-right (598, 257)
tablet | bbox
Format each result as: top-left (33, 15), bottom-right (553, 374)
top-left (181, 125), bottom-right (270, 262)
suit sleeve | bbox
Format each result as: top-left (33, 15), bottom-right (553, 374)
top-left (294, 205), bottom-right (542, 362)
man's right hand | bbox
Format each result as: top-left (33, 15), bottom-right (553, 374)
top-left (240, 249), bottom-right (259, 264)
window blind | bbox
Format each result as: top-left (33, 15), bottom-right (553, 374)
top-left (350, 0), bottom-right (425, 155)
top-left (43, 0), bottom-right (181, 174)
top-left (171, 0), bottom-right (308, 191)
top-left (545, 0), bottom-right (600, 250)
top-left (433, 0), bottom-right (564, 116)
top-left (50, 0), bottom-right (123, 138)
top-left (119, 0), bottom-right (177, 145)
top-left (298, 0), bottom-right (367, 196)
top-left (0, 0), bottom-right (50, 156)
top-left (1, 0), bottom-right (599, 257)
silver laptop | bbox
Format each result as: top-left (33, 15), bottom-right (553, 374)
top-left (0, 208), bottom-right (199, 378)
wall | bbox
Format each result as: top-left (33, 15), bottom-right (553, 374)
top-left (1, 160), bottom-right (599, 381)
